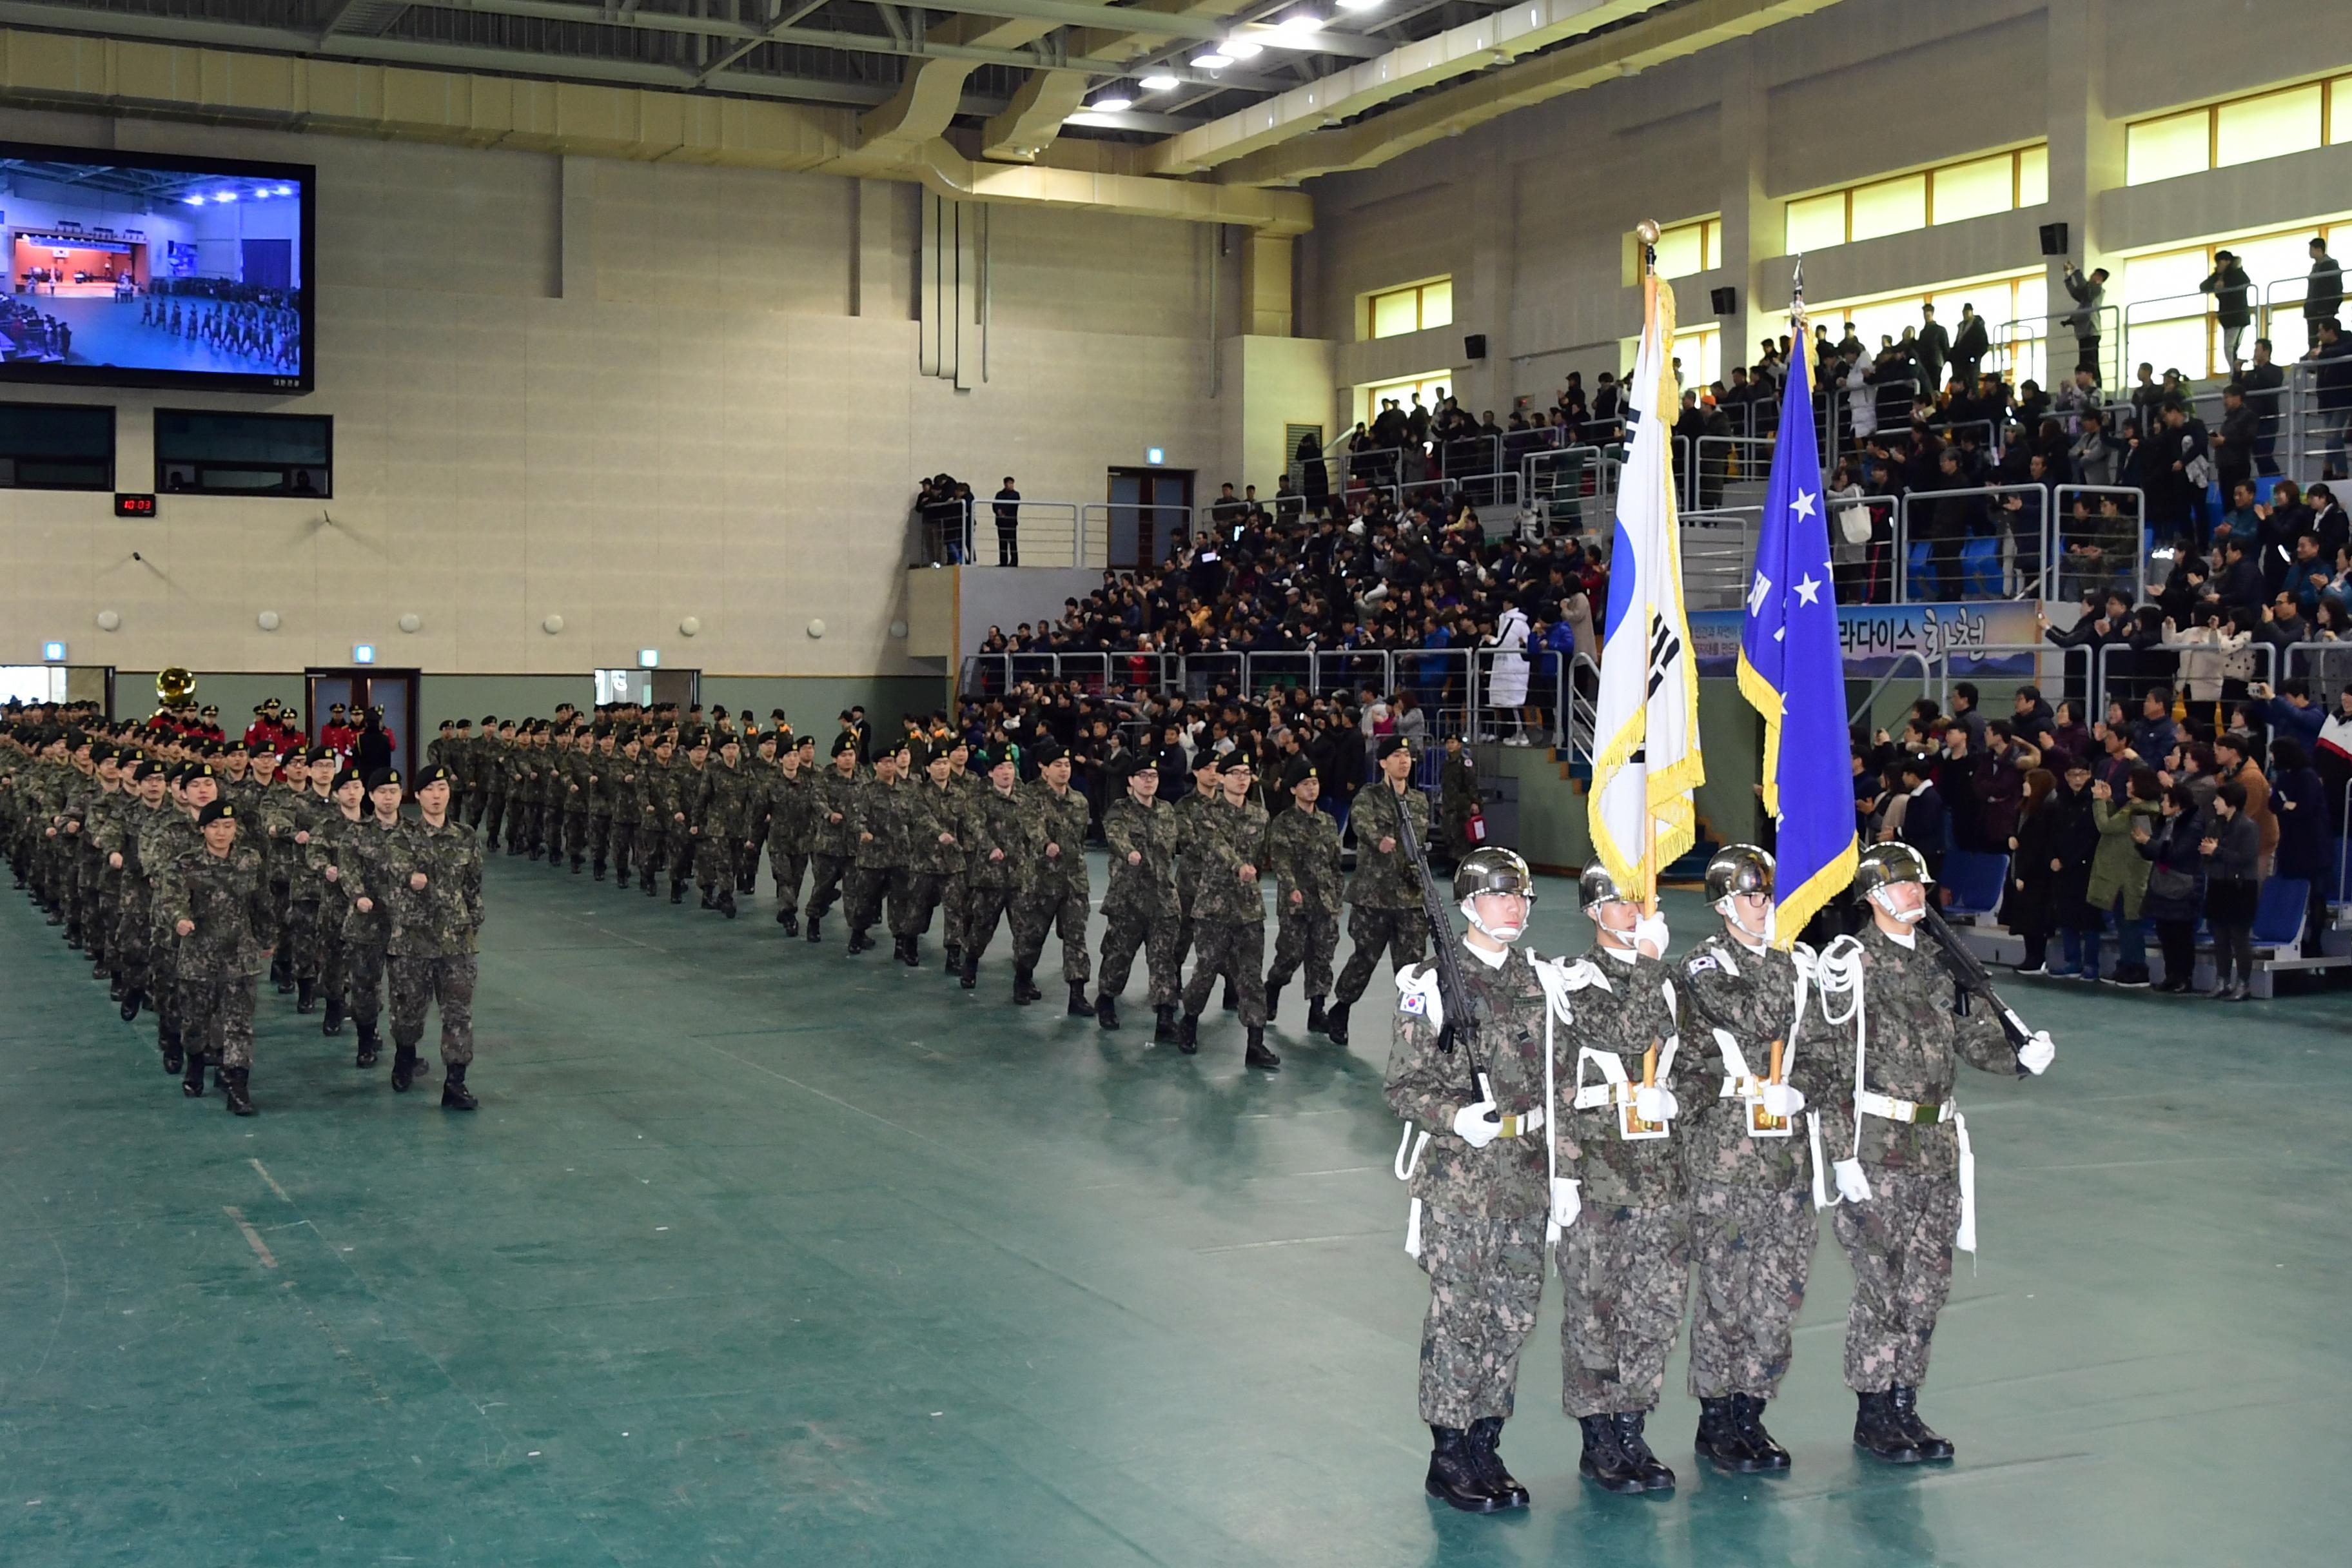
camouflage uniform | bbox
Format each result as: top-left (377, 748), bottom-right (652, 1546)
top-left (1179, 796), bottom-right (1269, 1026)
top-left (328, 814), bottom-right (404, 1038)
top-left (95, 797), bottom-right (170, 1006)
top-left (605, 745), bottom-right (646, 887)
top-left (1550, 948), bottom-right (1689, 1419)
top-left (478, 734), bottom-right (509, 846)
top-left (1439, 749), bottom-right (1480, 859)
top-left (1384, 942), bottom-right (1554, 1427)
top-left (1171, 781), bottom-right (1217, 963)
top-left (844, 770), bottom-right (908, 937)
top-left (1678, 932), bottom-right (1819, 1402)
top-left (384, 816), bottom-right (485, 1068)
top-left (305, 805), bottom-right (370, 1012)
top-left (1098, 794), bottom-right (1182, 1005)
top-left (764, 765), bottom-right (814, 917)
top-left (1810, 924), bottom-right (2019, 1394)
top-left (671, 759), bottom-right (714, 896)
top-left (281, 785), bottom-right (339, 990)
top-left (137, 805), bottom-right (200, 1052)
top-left (1335, 781), bottom-right (1433, 1007)
top-left (944, 765), bottom-right (986, 956)
top-left (893, 778), bottom-right (962, 941)
top-left (1012, 781), bottom-right (1093, 986)
top-left (1264, 802), bottom-right (1343, 1003)
top-left (805, 761), bottom-right (862, 921)
top-left (697, 758), bottom-right (758, 897)
top-left (956, 781), bottom-right (1032, 968)
top-left (153, 841), bottom-right (272, 1070)
top-left (585, 738), bottom-right (619, 875)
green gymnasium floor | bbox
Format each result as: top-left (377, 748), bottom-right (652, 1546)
top-left (3, 851), bottom-right (2346, 1567)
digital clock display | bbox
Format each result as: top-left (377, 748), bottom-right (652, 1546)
top-left (114, 493), bottom-right (157, 518)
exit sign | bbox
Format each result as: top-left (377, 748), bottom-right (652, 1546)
top-left (113, 493), bottom-right (157, 517)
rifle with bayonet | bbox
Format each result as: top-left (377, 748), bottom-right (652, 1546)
top-left (1391, 782), bottom-right (1498, 1124)
top-left (1917, 899), bottom-right (2037, 1060)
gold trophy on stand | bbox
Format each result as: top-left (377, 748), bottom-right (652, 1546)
top-left (153, 667), bottom-right (197, 725)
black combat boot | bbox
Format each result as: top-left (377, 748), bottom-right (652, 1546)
top-left (1852, 1390), bottom-right (1923, 1463)
top-left (441, 1063), bottom-right (478, 1111)
top-left (806, 914), bottom-right (823, 943)
top-left (121, 987), bottom-right (144, 1023)
top-left (1306, 995), bottom-right (1328, 1034)
top-left (1324, 999), bottom-right (1351, 1046)
top-left (1613, 1412), bottom-right (1674, 1491)
top-left (1066, 980), bottom-right (1092, 1017)
top-left (1012, 966), bottom-right (1037, 1004)
top-left (1244, 1027), bottom-right (1281, 1070)
top-left (699, 888), bottom-right (716, 910)
top-left (1694, 1396), bottom-right (1762, 1474)
top-left (594, 862), bottom-right (607, 881)
top-left (847, 928), bottom-right (872, 954)
top-left (1153, 1004), bottom-right (1177, 1044)
top-left (322, 996), bottom-right (346, 1037)
top-left (1424, 1426), bottom-right (1500, 1513)
top-left (271, 952), bottom-right (293, 994)
top-left (1220, 979), bottom-right (1239, 1012)
top-left (1887, 1386), bottom-right (1953, 1460)
top-left (943, 944), bottom-right (961, 974)
top-left (355, 1020), bottom-right (380, 1070)
top-left (1576, 1414), bottom-right (1644, 1494)
top-left (390, 1044), bottom-right (418, 1093)
top-left (959, 953), bottom-right (978, 990)
top-left (109, 972), bottom-right (125, 1001)
top-left (1465, 1416), bottom-right (1530, 1509)
top-left (1262, 979), bottom-right (1285, 1025)
top-left (64, 919), bottom-right (81, 948)
top-left (775, 906), bottom-right (796, 931)
top-left (295, 977), bottom-right (318, 1014)
top-left (220, 1066), bottom-right (255, 1117)
top-left (1177, 1014), bottom-right (1200, 1055)
top-left (528, 844), bottom-right (543, 861)
top-left (161, 1030), bottom-right (182, 1076)
top-left (181, 1049), bottom-right (206, 1098)
top-left (1731, 1395), bottom-right (1790, 1470)
top-left (642, 873), bottom-right (656, 896)
top-left (670, 881), bottom-right (686, 905)
top-left (571, 857), bottom-right (585, 874)
top-left (1095, 994), bottom-right (1121, 1030)
top-left (718, 889), bottom-right (738, 919)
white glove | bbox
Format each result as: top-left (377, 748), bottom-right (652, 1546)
top-left (1550, 1178), bottom-right (1582, 1230)
top-left (1760, 1081), bottom-right (1806, 1119)
top-left (1633, 914), bottom-right (1670, 958)
top-left (1833, 1159), bottom-right (1874, 1204)
top-left (2017, 1031), bottom-right (2055, 1076)
top-left (1451, 1101), bottom-right (1501, 1148)
top-left (1633, 1084), bottom-right (1677, 1124)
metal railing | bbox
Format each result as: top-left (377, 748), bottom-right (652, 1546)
top-left (2094, 638), bottom-right (2272, 732)
top-left (1678, 506), bottom-right (1763, 611)
top-left (1894, 484), bottom-right (2053, 603)
top-left (1690, 435), bottom-right (1774, 513)
top-left (2051, 484), bottom-right (2148, 603)
top-left (1551, 651), bottom-right (1602, 761)
top-left (1849, 651), bottom-right (1935, 729)
top-left (1522, 444), bottom-right (1620, 536)
top-left (2001, 300), bottom-right (2119, 387)
top-left (1081, 500), bottom-right (1197, 571)
top-left (2279, 639), bottom-right (2352, 697)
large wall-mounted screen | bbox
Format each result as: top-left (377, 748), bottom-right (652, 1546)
top-left (0, 142), bottom-right (314, 395)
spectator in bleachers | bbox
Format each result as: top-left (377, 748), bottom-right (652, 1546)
top-left (2241, 339), bottom-right (2286, 475)
top-left (2200, 779), bottom-right (2263, 1000)
top-left (2050, 758), bottom-right (2104, 978)
top-left (2004, 765), bottom-right (2065, 974)
top-left (2087, 765), bottom-right (2162, 988)
top-left (2135, 781), bottom-right (2208, 992)
top-left (2304, 236), bottom-right (2342, 353)
top-left (993, 477), bottom-right (1022, 565)
top-left (2200, 250), bottom-right (2254, 373)
top-left (2268, 736), bottom-right (2330, 954)
top-left (2212, 730), bottom-right (2276, 873)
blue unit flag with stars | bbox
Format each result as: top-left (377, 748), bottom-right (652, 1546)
top-left (1736, 326), bottom-right (1857, 942)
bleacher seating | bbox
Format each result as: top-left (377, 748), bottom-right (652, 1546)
top-left (1939, 850), bottom-right (2008, 921)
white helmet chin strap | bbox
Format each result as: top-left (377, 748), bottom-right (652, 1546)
top-left (1716, 896), bottom-right (1776, 945)
top-left (1462, 896), bottom-right (1523, 943)
top-left (1870, 886), bottom-right (1926, 924)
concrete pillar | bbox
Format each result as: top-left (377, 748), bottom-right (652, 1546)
top-left (1465, 142), bottom-right (1514, 415)
top-left (854, 178), bottom-right (912, 321)
top-left (1239, 233), bottom-right (1295, 338)
top-left (2044, 0), bottom-right (2126, 386)
top-left (1718, 37), bottom-right (1781, 382)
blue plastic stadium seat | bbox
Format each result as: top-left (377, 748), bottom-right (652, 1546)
top-left (2252, 877), bottom-right (2310, 950)
top-left (1941, 849), bottom-right (2008, 918)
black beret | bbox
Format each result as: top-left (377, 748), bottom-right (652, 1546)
top-left (1032, 740), bottom-right (1066, 765)
top-left (1284, 758), bottom-right (1319, 789)
top-left (304, 745), bottom-right (334, 763)
top-left (415, 764), bottom-right (455, 789)
top-left (1217, 750), bottom-right (1255, 774)
top-left (331, 767), bottom-right (363, 792)
top-left (1377, 735), bottom-right (1413, 760)
top-left (131, 760), bottom-right (164, 782)
top-left (365, 769), bottom-right (402, 792)
top-left (184, 763), bottom-right (217, 781)
top-left (197, 800), bottom-right (237, 825)
top-left (830, 732), bottom-right (859, 756)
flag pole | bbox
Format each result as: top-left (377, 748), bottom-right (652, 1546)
top-left (1635, 217), bottom-right (1662, 917)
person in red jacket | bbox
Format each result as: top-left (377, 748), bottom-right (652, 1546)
top-left (322, 703), bottom-right (357, 759)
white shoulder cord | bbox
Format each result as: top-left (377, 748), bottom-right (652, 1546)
top-left (1803, 936), bottom-right (1867, 1209)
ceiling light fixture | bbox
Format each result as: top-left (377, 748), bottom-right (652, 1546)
top-left (1191, 50), bottom-right (1233, 68)
top-left (1141, 74), bottom-right (1181, 90)
top-left (1092, 95), bottom-right (1134, 113)
top-left (1334, 0), bottom-right (1380, 10)
top-left (1223, 38), bottom-right (1264, 58)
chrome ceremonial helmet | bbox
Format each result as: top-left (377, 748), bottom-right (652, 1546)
top-left (1852, 841), bottom-right (1933, 923)
top-left (1456, 847), bottom-right (1534, 942)
top-left (1577, 861), bottom-right (1630, 914)
top-left (1705, 843), bottom-right (1777, 943)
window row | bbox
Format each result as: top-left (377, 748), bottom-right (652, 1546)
top-left (0, 403), bottom-right (331, 497)
top-left (2126, 75), bottom-right (2352, 186)
top-left (2117, 220), bottom-right (2352, 381)
top-left (1785, 144), bottom-right (2048, 255)
top-left (1365, 277), bottom-right (1453, 341)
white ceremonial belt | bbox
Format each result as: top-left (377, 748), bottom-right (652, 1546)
top-left (1856, 1090), bottom-right (1954, 1126)
top-left (1572, 1083), bottom-right (1638, 1112)
top-left (1718, 1074), bottom-right (1767, 1100)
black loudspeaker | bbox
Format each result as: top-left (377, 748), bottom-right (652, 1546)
top-left (1464, 333), bottom-right (1488, 359)
top-left (1709, 286), bottom-right (1738, 316)
top-left (2039, 222), bottom-right (2070, 257)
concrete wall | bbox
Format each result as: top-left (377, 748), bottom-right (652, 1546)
top-left (0, 104), bottom-right (1241, 683)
